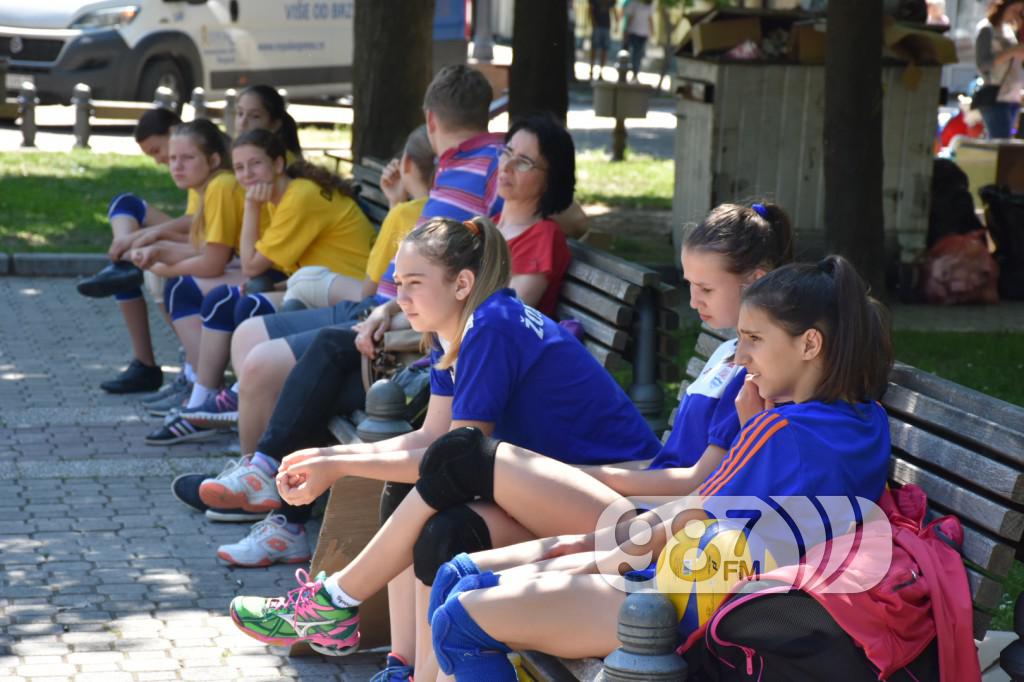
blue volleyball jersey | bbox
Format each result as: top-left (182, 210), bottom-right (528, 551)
top-left (648, 339), bottom-right (746, 470)
top-left (429, 289), bottom-right (662, 465)
top-left (698, 400), bottom-right (891, 502)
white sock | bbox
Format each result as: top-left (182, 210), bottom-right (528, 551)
top-left (183, 363), bottom-right (197, 384)
top-left (186, 383), bottom-right (216, 409)
top-left (322, 574), bottom-right (361, 609)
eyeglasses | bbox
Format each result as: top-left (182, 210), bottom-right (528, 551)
top-left (498, 145), bottom-right (547, 173)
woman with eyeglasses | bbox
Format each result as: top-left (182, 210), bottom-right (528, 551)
top-left (493, 112), bottom-right (575, 315)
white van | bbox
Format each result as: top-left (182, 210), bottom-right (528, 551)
top-left (1, 0), bottom-right (465, 104)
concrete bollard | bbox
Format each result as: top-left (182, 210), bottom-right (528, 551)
top-left (357, 379), bottom-right (412, 443)
top-left (18, 81), bottom-right (38, 148)
top-left (153, 85), bottom-right (177, 112)
top-left (190, 86), bottom-right (207, 120)
top-left (602, 592), bottom-right (688, 681)
top-left (223, 88), bottom-right (237, 137)
top-left (71, 82), bottom-right (92, 149)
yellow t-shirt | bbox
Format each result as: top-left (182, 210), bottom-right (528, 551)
top-left (257, 177), bottom-right (375, 277)
top-left (185, 188), bottom-right (199, 216)
top-left (365, 197), bottom-right (426, 283)
top-left (200, 171), bottom-right (246, 249)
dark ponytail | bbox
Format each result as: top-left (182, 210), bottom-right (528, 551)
top-left (238, 84), bottom-right (303, 161)
top-left (232, 128), bottom-right (353, 199)
top-left (684, 202), bottom-right (794, 275)
top-left (742, 255), bottom-right (893, 403)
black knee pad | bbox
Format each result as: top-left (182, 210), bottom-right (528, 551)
top-left (413, 505), bottom-right (493, 585)
top-left (415, 427), bottom-right (499, 511)
top-left (379, 481), bottom-right (414, 525)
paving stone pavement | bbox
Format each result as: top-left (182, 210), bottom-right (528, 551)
top-left (0, 277), bottom-right (386, 681)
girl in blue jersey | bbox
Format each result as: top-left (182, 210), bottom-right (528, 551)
top-left (225, 215), bottom-right (660, 658)
top-left (416, 254), bottom-right (894, 680)
top-left (225, 203), bottom-right (796, 678)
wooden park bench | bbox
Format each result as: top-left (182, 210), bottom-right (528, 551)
top-left (519, 324), bottom-right (1024, 681)
top-left (293, 168), bottom-right (682, 652)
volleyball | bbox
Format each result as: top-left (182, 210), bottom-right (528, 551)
top-left (655, 517), bottom-right (769, 634)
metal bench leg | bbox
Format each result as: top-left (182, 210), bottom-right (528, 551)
top-left (629, 288), bottom-right (665, 432)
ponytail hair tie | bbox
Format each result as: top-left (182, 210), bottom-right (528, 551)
top-left (752, 203), bottom-right (769, 219)
top-left (463, 219), bottom-right (481, 237)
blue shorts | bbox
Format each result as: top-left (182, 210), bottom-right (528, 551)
top-left (592, 26), bottom-right (611, 51)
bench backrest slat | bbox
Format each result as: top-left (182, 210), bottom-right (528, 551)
top-left (560, 281), bottom-right (634, 327)
top-left (888, 418), bottom-right (1024, 503)
top-left (555, 302), bottom-right (629, 352)
top-left (567, 240), bottom-right (661, 287)
top-left (891, 363), bottom-right (1024, 435)
top-left (884, 383), bottom-right (1024, 469)
top-left (566, 259), bottom-right (642, 305)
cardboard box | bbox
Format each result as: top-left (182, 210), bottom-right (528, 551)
top-left (690, 17), bottom-right (762, 56)
top-left (788, 22), bottom-right (826, 64)
top-left (885, 22), bottom-right (958, 65)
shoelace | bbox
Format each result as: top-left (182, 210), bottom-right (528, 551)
top-left (247, 513), bottom-right (286, 540)
top-left (267, 568), bottom-right (320, 613)
top-left (218, 455), bottom-right (252, 477)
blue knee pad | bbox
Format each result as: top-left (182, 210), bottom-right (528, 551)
top-left (114, 287), bottom-right (143, 302)
top-left (200, 284), bottom-right (241, 332)
top-left (428, 553), bottom-right (483, 622)
top-left (431, 595), bottom-right (515, 680)
top-left (164, 275), bottom-right (204, 321)
top-left (233, 293), bottom-right (276, 328)
top-left (108, 193), bottom-right (148, 223)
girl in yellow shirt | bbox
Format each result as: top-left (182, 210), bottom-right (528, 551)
top-left (148, 128), bottom-right (374, 445)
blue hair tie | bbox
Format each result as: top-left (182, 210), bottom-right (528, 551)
top-left (752, 203), bottom-right (768, 219)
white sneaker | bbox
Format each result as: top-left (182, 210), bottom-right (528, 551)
top-left (199, 455), bottom-right (282, 513)
top-left (216, 513), bottom-right (311, 567)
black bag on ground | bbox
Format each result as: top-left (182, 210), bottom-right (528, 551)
top-left (928, 159), bottom-right (983, 247)
top-left (979, 184), bottom-right (1024, 299)
top-left (683, 591), bottom-right (940, 681)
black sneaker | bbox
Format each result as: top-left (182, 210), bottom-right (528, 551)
top-left (171, 473), bottom-right (264, 521)
top-left (145, 415), bottom-right (220, 445)
top-left (100, 359), bottom-right (163, 394)
top-left (76, 261), bottom-right (144, 298)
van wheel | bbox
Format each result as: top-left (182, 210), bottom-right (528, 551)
top-left (137, 58), bottom-right (187, 110)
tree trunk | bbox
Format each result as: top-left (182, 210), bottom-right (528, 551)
top-left (353, 0), bottom-right (435, 163)
top-left (824, 0), bottom-right (886, 298)
top-left (510, 0), bottom-right (569, 122)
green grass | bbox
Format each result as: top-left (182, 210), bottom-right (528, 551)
top-left (575, 149), bottom-right (674, 211)
top-left (0, 150), bottom-right (182, 253)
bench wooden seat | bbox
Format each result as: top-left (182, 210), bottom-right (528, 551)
top-left (521, 323), bottom-right (1024, 680)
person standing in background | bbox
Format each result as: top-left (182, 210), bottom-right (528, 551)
top-left (622, 0), bottom-right (654, 82)
top-left (974, 0), bottom-right (1024, 138)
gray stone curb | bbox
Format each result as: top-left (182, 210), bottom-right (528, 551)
top-left (8, 252), bottom-right (107, 276)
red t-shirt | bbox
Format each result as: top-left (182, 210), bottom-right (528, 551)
top-left (506, 218), bottom-right (571, 317)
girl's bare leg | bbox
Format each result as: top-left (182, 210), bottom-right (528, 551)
top-left (119, 298), bottom-right (157, 366)
top-left (458, 573), bottom-right (624, 659)
top-left (191, 272), bottom-right (249, 389)
top-left (238, 339), bottom-right (295, 453)
top-left (231, 317), bottom-right (271, 383)
top-left (388, 568), bottom-right (416, 667)
top-left (492, 442), bottom-right (627, 537)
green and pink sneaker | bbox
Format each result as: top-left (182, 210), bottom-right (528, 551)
top-left (229, 568), bottom-right (360, 656)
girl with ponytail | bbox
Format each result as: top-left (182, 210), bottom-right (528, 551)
top-left (226, 215), bottom-right (664, 665)
top-left (145, 126), bottom-right (375, 445)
